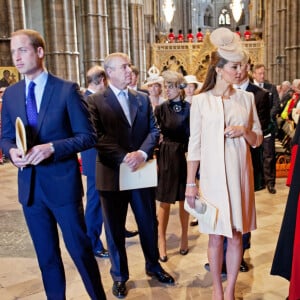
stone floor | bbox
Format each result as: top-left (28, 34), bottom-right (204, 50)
top-left (0, 160), bottom-right (290, 299)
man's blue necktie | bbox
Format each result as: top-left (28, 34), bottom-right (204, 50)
top-left (26, 81), bottom-right (38, 132)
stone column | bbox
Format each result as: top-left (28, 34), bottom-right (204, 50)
top-left (0, 0), bottom-right (25, 66)
top-left (80, 0), bottom-right (109, 73)
top-left (263, 0), bottom-right (277, 82)
top-left (129, 0), bottom-right (146, 82)
top-left (107, 0), bottom-right (130, 54)
top-left (277, 0), bottom-right (288, 83)
top-left (43, 0), bottom-right (80, 82)
top-left (285, 0), bottom-right (300, 80)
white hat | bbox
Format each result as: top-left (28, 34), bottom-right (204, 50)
top-left (142, 65), bottom-right (164, 89)
top-left (210, 27), bottom-right (245, 62)
top-left (184, 75), bottom-right (202, 90)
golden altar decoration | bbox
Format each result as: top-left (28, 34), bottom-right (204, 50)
top-left (151, 33), bottom-right (264, 82)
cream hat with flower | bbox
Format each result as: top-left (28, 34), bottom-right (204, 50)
top-left (210, 27), bottom-right (245, 62)
top-left (142, 65), bottom-right (164, 89)
top-left (184, 75), bottom-right (202, 90)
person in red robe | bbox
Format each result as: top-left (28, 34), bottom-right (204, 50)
top-left (244, 26), bottom-right (252, 41)
top-left (177, 29), bottom-right (184, 42)
top-left (187, 29), bottom-right (194, 42)
top-left (271, 120), bottom-right (300, 300)
top-left (235, 26), bottom-right (241, 37)
top-left (196, 27), bottom-right (203, 42)
top-left (168, 28), bottom-right (175, 43)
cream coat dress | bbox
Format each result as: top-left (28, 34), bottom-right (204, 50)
top-left (187, 89), bottom-right (263, 238)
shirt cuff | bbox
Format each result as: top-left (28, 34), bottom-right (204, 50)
top-left (137, 150), bottom-right (147, 161)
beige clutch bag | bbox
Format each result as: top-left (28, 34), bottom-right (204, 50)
top-left (184, 194), bottom-right (218, 230)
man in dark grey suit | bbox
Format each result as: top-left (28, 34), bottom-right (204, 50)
top-left (87, 52), bottom-right (174, 298)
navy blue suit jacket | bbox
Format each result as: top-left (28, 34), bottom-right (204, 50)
top-left (87, 86), bottom-right (160, 191)
top-left (81, 89), bottom-right (97, 177)
top-left (0, 73), bottom-right (96, 206)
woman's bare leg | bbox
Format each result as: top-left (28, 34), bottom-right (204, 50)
top-left (208, 234), bottom-right (224, 300)
top-left (179, 201), bottom-right (189, 251)
top-left (224, 230), bottom-right (242, 300)
top-left (157, 202), bottom-right (171, 258)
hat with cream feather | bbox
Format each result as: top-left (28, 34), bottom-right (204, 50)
top-left (209, 27), bottom-right (245, 62)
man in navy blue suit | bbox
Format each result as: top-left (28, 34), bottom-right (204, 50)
top-left (0, 29), bottom-right (106, 300)
top-left (87, 52), bottom-right (175, 298)
top-left (81, 65), bottom-right (109, 258)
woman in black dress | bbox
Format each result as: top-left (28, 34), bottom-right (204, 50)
top-left (154, 70), bottom-right (190, 261)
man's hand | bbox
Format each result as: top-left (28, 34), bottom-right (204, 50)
top-left (9, 148), bottom-right (28, 169)
top-left (24, 143), bottom-right (54, 166)
top-left (123, 151), bottom-right (145, 171)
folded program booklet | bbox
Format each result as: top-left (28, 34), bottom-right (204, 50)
top-left (15, 117), bottom-right (27, 155)
top-left (119, 159), bottom-right (157, 191)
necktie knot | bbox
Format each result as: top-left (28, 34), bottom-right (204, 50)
top-left (29, 81), bottom-right (36, 91)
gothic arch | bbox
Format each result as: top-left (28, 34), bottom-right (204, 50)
top-left (218, 7), bottom-right (231, 26)
top-left (204, 5), bottom-right (213, 27)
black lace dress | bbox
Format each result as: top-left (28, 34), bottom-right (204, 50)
top-left (154, 100), bottom-right (190, 203)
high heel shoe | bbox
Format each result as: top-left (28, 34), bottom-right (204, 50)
top-left (159, 255), bottom-right (168, 262)
top-left (179, 249), bottom-right (189, 255)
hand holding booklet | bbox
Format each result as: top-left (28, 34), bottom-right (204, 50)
top-left (15, 117), bottom-right (27, 155)
top-left (184, 193), bottom-right (218, 230)
top-left (119, 159), bottom-right (157, 191)
top-left (15, 117), bottom-right (27, 171)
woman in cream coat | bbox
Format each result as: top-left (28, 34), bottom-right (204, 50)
top-left (185, 28), bottom-right (263, 300)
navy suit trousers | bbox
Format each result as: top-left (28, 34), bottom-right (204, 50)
top-left (22, 179), bottom-right (106, 300)
top-left (84, 175), bottom-right (105, 252)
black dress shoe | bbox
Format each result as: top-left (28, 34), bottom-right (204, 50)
top-left (179, 249), bottom-right (189, 255)
top-left (159, 255), bottom-right (168, 262)
top-left (240, 258), bottom-right (249, 272)
top-left (267, 184), bottom-right (276, 194)
top-left (204, 263), bottom-right (227, 276)
top-left (112, 281), bottom-right (127, 298)
top-left (255, 185), bottom-right (265, 192)
top-left (190, 219), bottom-right (198, 226)
top-left (146, 269), bottom-right (175, 284)
top-left (125, 229), bottom-right (139, 238)
top-left (94, 249), bottom-right (109, 258)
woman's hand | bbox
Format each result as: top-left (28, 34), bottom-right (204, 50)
top-left (185, 185), bottom-right (199, 208)
top-left (224, 125), bottom-right (245, 138)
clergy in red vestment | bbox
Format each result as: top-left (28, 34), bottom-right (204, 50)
top-left (271, 120), bottom-right (300, 300)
